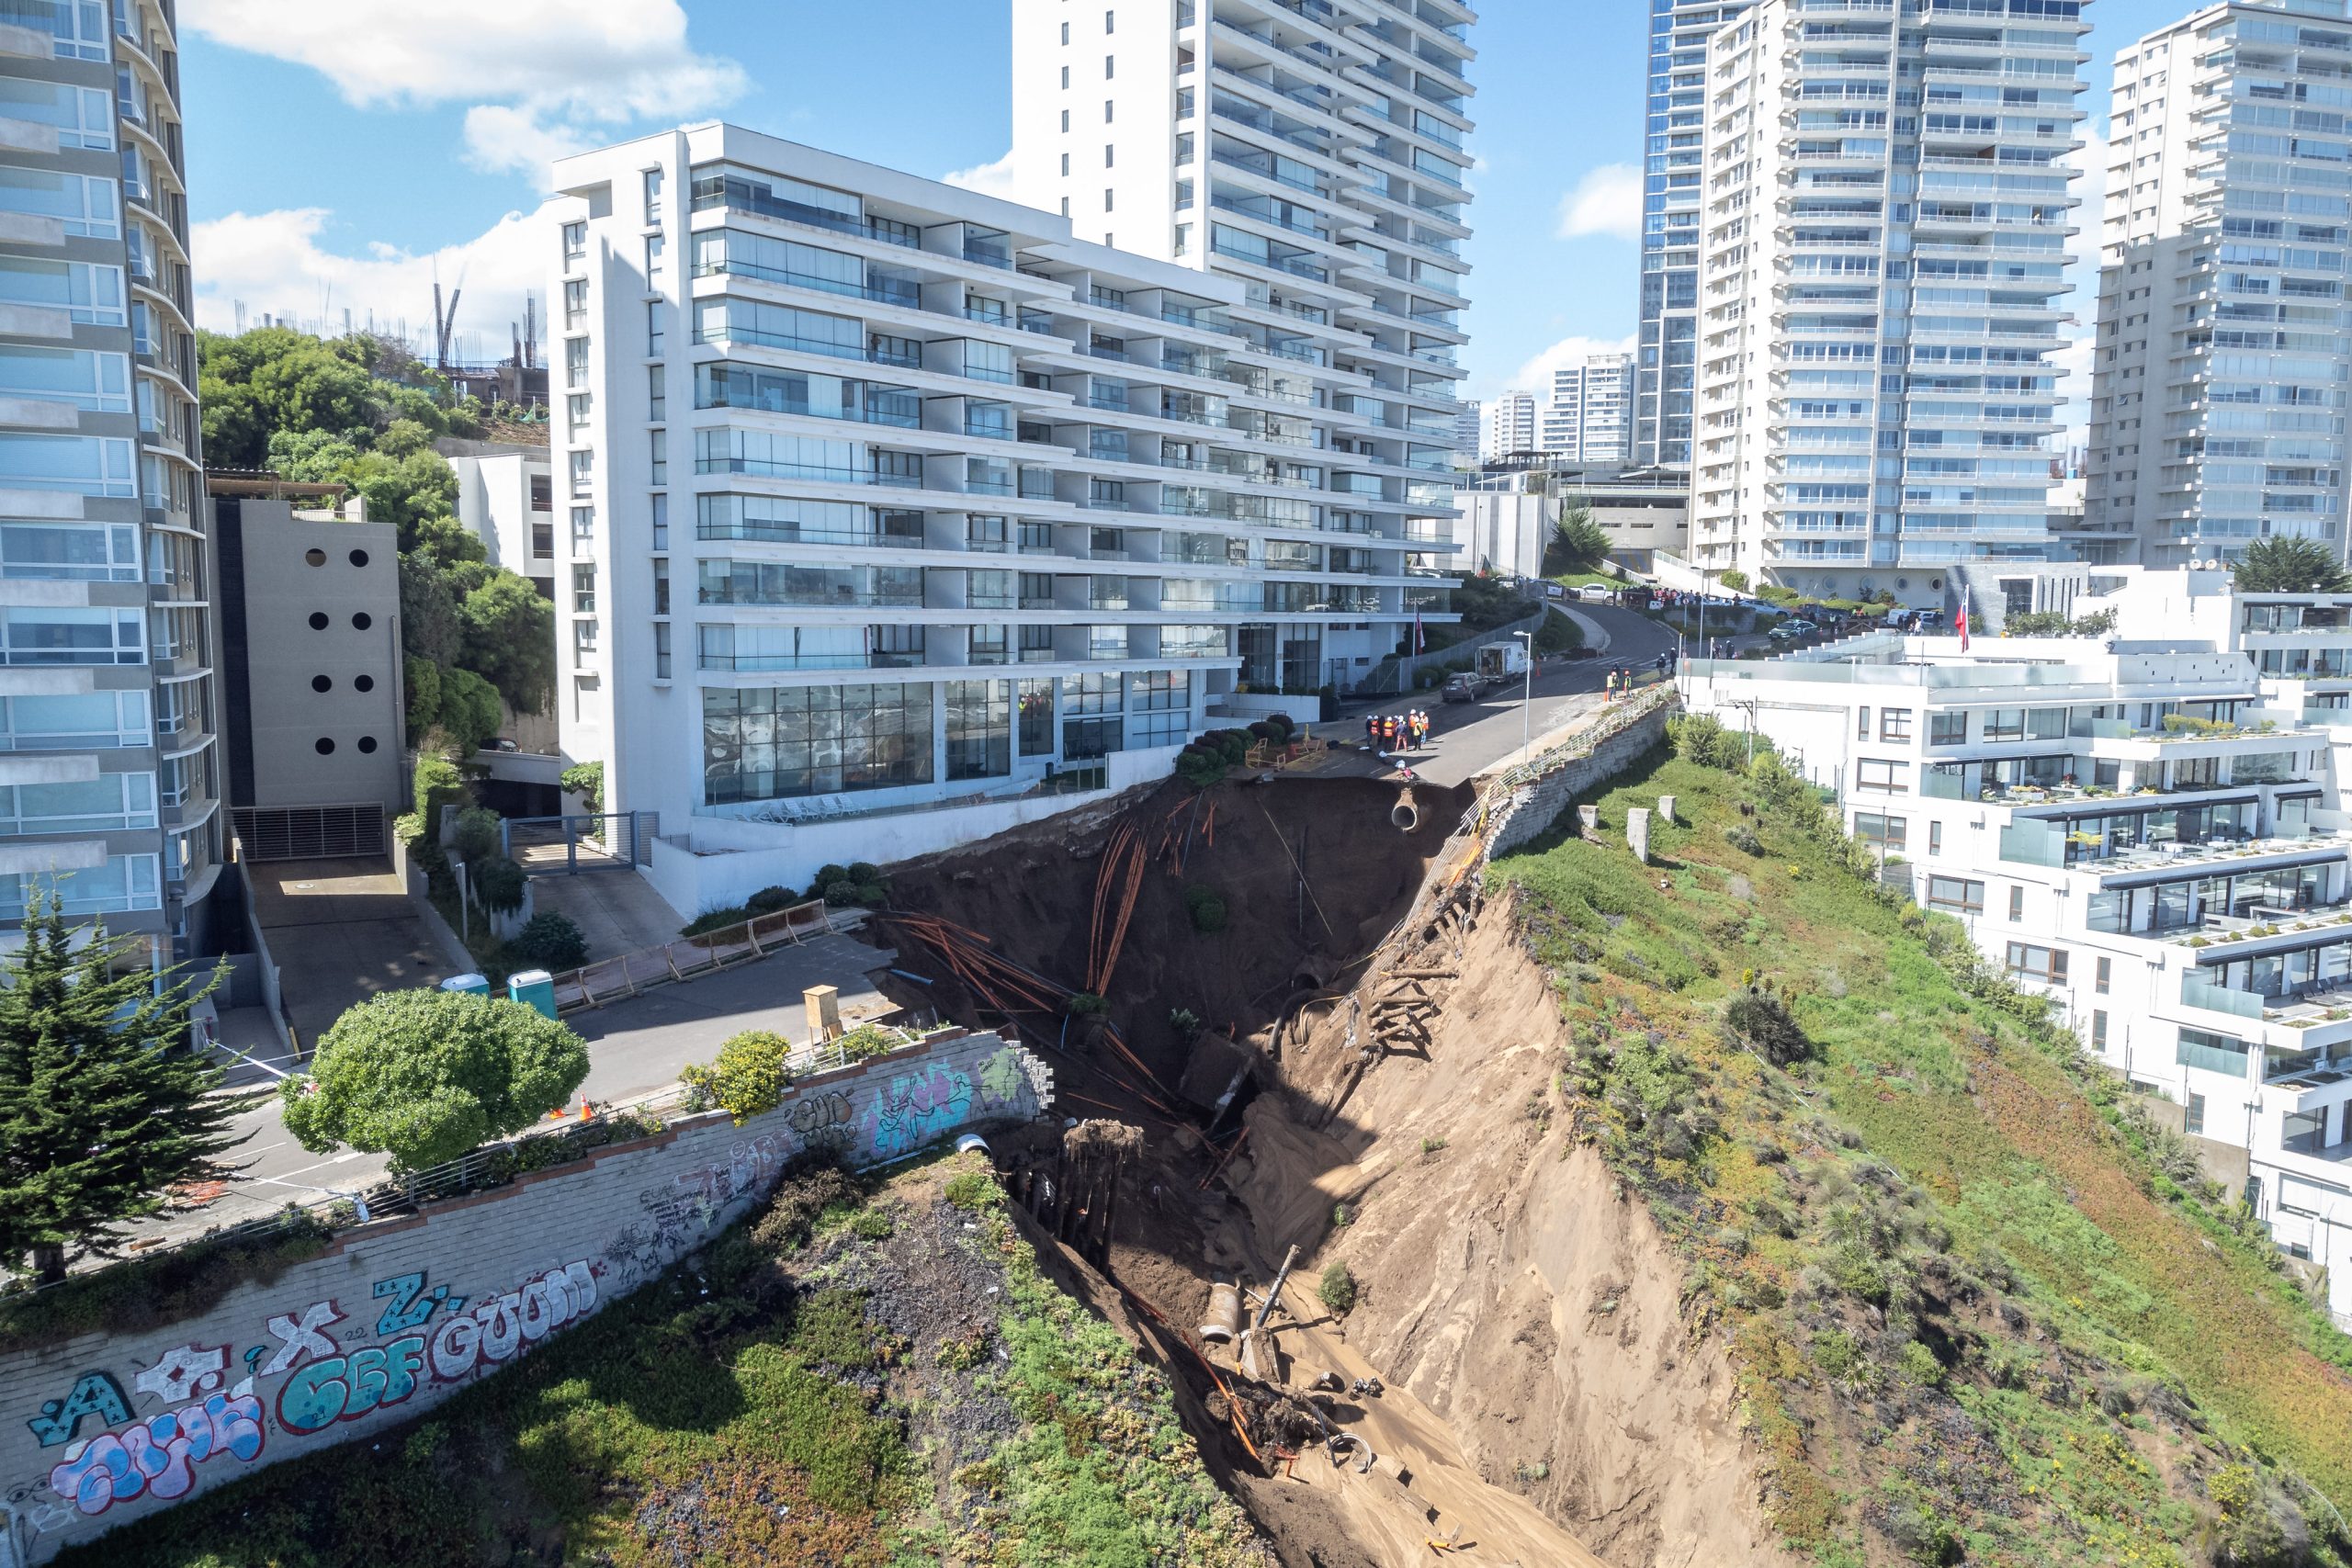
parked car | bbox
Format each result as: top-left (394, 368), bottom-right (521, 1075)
top-left (1442, 671), bottom-right (1487, 703)
top-left (1577, 582), bottom-right (1614, 603)
top-left (1768, 618), bottom-right (1819, 642)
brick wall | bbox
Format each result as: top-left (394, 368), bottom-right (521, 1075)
top-left (0, 1031), bottom-right (1052, 1565)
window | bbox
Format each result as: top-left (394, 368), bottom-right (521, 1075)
top-left (2008, 885), bottom-right (2024, 920)
top-left (650, 491), bottom-right (668, 548)
top-left (566, 337), bottom-right (589, 389)
top-left (648, 364), bottom-right (666, 421)
top-left (643, 166), bottom-right (664, 222)
top-left (567, 392), bottom-right (591, 434)
top-left (1062, 65), bottom-right (1070, 88)
top-left (1104, 187), bottom-right (1114, 212)
top-left (1061, 152), bottom-right (1070, 176)
top-left (650, 429), bottom-right (667, 485)
top-left (0, 257), bottom-right (123, 325)
top-left (0, 854), bottom-right (158, 916)
top-left (572, 619), bottom-right (597, 663)
top-left (1983, 708), bottom-right (2025, 742)
top-left (652, 558), bottom-right (669, 615)
top-left (569, 449), bottom-right (593, 498)
top-left (1853, 811), bottom-right (1906, 849)
top-left (0, 80), bottom-right (111, 148)
top-left (1880, 708), bottom-right (1912, 742)
top-left (1106, 144), bottom-right (1115, 168)
top-left (2005, 942), bottom-right (2067, 984)
top-left (0, 605), bottom-right (141, 665)
top-left (563, 277), bottom-right (588, 326)
top-left (2091, 1010), bottom-right (2108, 1049)
top-left (0, 345), bottom-right (128, 412)
top-left (562, 220), bottom-right (585, 265)
top-left (1061, 109), bottom-right (1069, 132)
top-left (0, 434), bottom-right (133, 495)
top-left (1926, 875), bottom-right (1984, 914)
top-left (945, 680), bottom-right (1012, 780)
top-left (1105, 8), bottom-right (1114, 30)
top-left (1105, 53), bottom-right (1115, 78)
top-left (0, 689), bottom-right (145, 750)
top-left (571, 504), bottom-right (595, 550)
top-left (1061, 20), bottom-right (1069, 42)
top-left (572, 564), bottom-right (596, 615)
top-left (645, 232), bottom-right (666, 280)
top-left (0, 165), bottom-right (116, 236)
top-left (2095, 955), bottom-right (2110, 995)
top-left (2177, 1027), bottom-right (2250, 1078)
top-left (647, 300), bottom-right (664, 354)
top-left (2186, 1091), bottom-right (2207, 1135)
top-left (1855, 759), bottom-right (1907, 794)
top-left (1857, 706), bottom-right (1870, 740)
top-left (0, 771), bottom-right (154, 834)
top-left (702, 682), bottom-right (934, 802)
top-left (1928, 820), bottom-right (1942, 855)
top-left (653, 622), bottom-right (671, 680)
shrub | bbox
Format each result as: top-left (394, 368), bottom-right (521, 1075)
top-left (837, 1023), bottom-right (899, 1061)
top-left (509, 911), bottom-right (587, 971)
top-left (1317, 1260), bottom-right (1359, 1316)
top-left (944, 1169), bottom-right (1001, 1211)
top-left (452, 806), bottom-right (503, 863)
top-left (559, 760), bottom-right (605, 814)
top-left (412, 755), bottom-right (466, 831)
top-left (1420, 1135), bottom-right (1447, 1155)
top-left (1724, 823), bottom-right (1764, 856)
top-left (846, 862), bottom-right (883, 885)
top-left (813, 863), bottom-right (851, 890)
top-left (1069, 992), bottom-right (1109, 1016)
top-left (469, 855), bottom-right (526, 915)
top-left (281, 990), bottom-right (590, 1172)
top-left (745, 884), bottom-right (797, 915)
top-left (1724, 986), bottom-right (1815, 1066)
top-left (1183, 884), bottom-right (1228, 933)
top-left (1720, 568), bottom-right (1750, 592)
top-left (1668, 713), bottom-right (1747, 771)
top-left (680, 905), bottom-right (752, 939)
top-left (1177, 750), bottom-right (1225, 789)
top-left (684, 1029), bottom-right (792, 1124)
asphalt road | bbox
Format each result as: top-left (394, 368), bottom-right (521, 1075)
top-left (1354, 604), bottom-right (1683, 785)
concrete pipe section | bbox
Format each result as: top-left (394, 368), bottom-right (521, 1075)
top-left (1201, 1280), bottom-right (1243, 1342)
top-left (1391, 788), bottom-right (1419, 832)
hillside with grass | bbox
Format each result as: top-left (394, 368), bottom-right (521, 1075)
top-left (1490, 722), bottom-right (2352, 1566)
top-left (65, 1151), bottom-right (1268, 1568)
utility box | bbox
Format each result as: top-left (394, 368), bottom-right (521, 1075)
top-left (805, 984), bottom-right (842, 1041)
top-left (507, 969), bottom-right (558, 1020)
top-left (441, 973), bottom-right (490, 997)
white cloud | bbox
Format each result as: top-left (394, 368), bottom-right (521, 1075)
top-left (192, 207), bottom-right (550, 364)
top-left (181, 0), bottom-right (745, 186)
top-left (1482, 333), bottom-right (1640, 402)
top-left (1555, 164), bottom-right (1644, 243)
top-left (943, 151), bottom-right (1020, 201)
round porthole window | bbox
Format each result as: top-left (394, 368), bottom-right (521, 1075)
top-left (303, 547), bottom-right (326, 567)
top-left (308, 612), bottom-right (329, 630)
top-left (314, 738), bottom-right (335, 755)
top-left (353, 673), bottom-right (375, 693)
top-left (357, 736), bottom-right (379, 754)
top-left (311, 675), bottom-right (332, 693)
top-left (349, 548), bottom-right (369, 568)
top-left (352, 612), bottom-right (372, 631)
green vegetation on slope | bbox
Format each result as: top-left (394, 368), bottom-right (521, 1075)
top-left (70, 1152), bottom-right (1265, 1568)
top-left (1492, 725), bottom-right (2352, 1567)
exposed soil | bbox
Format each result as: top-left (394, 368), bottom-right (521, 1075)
top-left (886, 769), bottom-right (1792, 1567)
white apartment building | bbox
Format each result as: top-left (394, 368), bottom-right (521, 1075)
top-left (549, 124), bottom-right (1461, 910)
top-left (1688, 0), bottom-right (2087, 604)
top-left (1479, 389), bottom-right (1534, 458)
top-left (1637, 0), bottom-right (1754, 470)
top-left (1451, 395), bottom-right (1478, 460)
top-left (447, 444), bottom-right (555, 595)
top-left (2085, 1), bottom-right (2352, 570)
top-left (1681, 568), bottom-right (2352, 1321)
top-left (1007, 0), bottom-right (1476, 692)
top-left (1541, 352), bottom-right (1634, 466)
top-left (0, 1), bottom-right (220, 960)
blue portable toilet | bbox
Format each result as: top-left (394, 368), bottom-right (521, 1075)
top-left (441, 973), bottom-right (490, 998)
top-left (507, 969), bottom-right (558, 1020)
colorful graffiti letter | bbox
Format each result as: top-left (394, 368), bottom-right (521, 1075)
top-left (47, 1393), bottom-right (265, 1517)
top-left (28, 1372), bottom-right (131, 1449)
top-left (868, 1064), bottom-right (974, 1157)
top-left (257, 1300), bottom-right (344, 1376)
top-left (132, 1345), bottom-right (228, 1406)
top-left (275, 1337), bottom-right (425, 1435)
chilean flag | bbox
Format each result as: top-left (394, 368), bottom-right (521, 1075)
top-left (1956, 586), bottom-right (1971, 652)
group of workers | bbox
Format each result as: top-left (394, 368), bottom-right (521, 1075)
top-left (1603, 653), bottom-right (1675, 701)
top-left (1364, 710), bottom-right (1431, 751)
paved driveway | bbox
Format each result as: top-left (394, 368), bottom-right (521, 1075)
top-left (247, 857), bottom-right (458, 1047)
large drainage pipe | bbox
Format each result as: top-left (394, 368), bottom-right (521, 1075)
top-left (1201, 1281), bottom-right (1243, 1342)
top-left (1391, 787), bottom-right (1419, 833)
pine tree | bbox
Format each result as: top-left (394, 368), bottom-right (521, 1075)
top-left (0, 891), bottom-right (247, 1281)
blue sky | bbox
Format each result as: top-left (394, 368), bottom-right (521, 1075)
top-left (181, 0), bottom-right (2187, 403)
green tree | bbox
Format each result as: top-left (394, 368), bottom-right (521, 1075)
top-left (680, 1029), bottom-right (794, 1125)
top-left (263, 427), bottom-right (363, 483)
top-left (1552, 502), bottom-right (1611, 570)
top-left (399, 554), bottom-right (465, 667)
top-left (0, 895), bottom-right (245, 1280)
top-left (436, 667), bottom-right (504, 756)
top-left (560, 761), bottom-right (605, 814)
top-left (345, 447), bottom-right (460, 540)
top-left (198, 327), bottom-right (377, 468)
top-left (2233, 535), bottom-right (2352, 593)
top-left (462, 570), bottom-right (556, 715)
top-left (1719, 569), bottom-right (1750, 592)
top-left (281, 990), bottom-right (590, 1173)
top-left (403, 654), bottom-right (443, 742)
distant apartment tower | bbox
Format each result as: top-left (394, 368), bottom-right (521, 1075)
top-left (1688, 0), bottom-right (2087, 603)
top-left (2086, 2), bottom-right (2352, 570)
top-left (1542, 353), bottom-right (1633, 466)
top-left (1635, 0), bottom-right (1752, 469)
top-left (1007, 0), bottom-right (1477, 694)
top-left (1452, 397), bottom-right (1479, 459)
top-left (1479, 389), bottom-right (1535, 458)
top-left (548, 124), bottom-right (1465, 905)
top-left (0, 2), bottom-right (219, 958)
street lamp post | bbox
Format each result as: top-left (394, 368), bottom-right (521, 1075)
top-left (1514, 628), bottom-right (1536, 763)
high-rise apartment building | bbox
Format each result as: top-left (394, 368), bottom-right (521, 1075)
top-left (1688, 0), bottom-right (2087, 602)
top-left (549, 124), bottom-right (1460, 901)
top-left (1451, 396), bottom-right (1479, 459)
top-left (1541, 352), bottom-right (1633, 466)
top-left (1479, 389), bottom-right (1534, 458)
top-left (2086, 1), bottom-right (2352, 570)
top-left (1008, 0), bottom-right (1476, 692)
top-left (1636, 0), bottom-right (1751, 470)
top-left (0, 2), bottom-right (218, 959)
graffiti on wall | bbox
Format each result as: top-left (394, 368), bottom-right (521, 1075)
top-left (5, 1035), bottom-right (1048, 1557)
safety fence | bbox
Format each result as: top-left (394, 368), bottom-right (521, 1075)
top-left (548, 899), bottom-right (868, 1014)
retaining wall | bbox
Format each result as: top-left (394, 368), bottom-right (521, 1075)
top-left (0, 1030), bottom-right (1052, 1565)
top-left (1482, 698), bottom-right (1678, 861)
